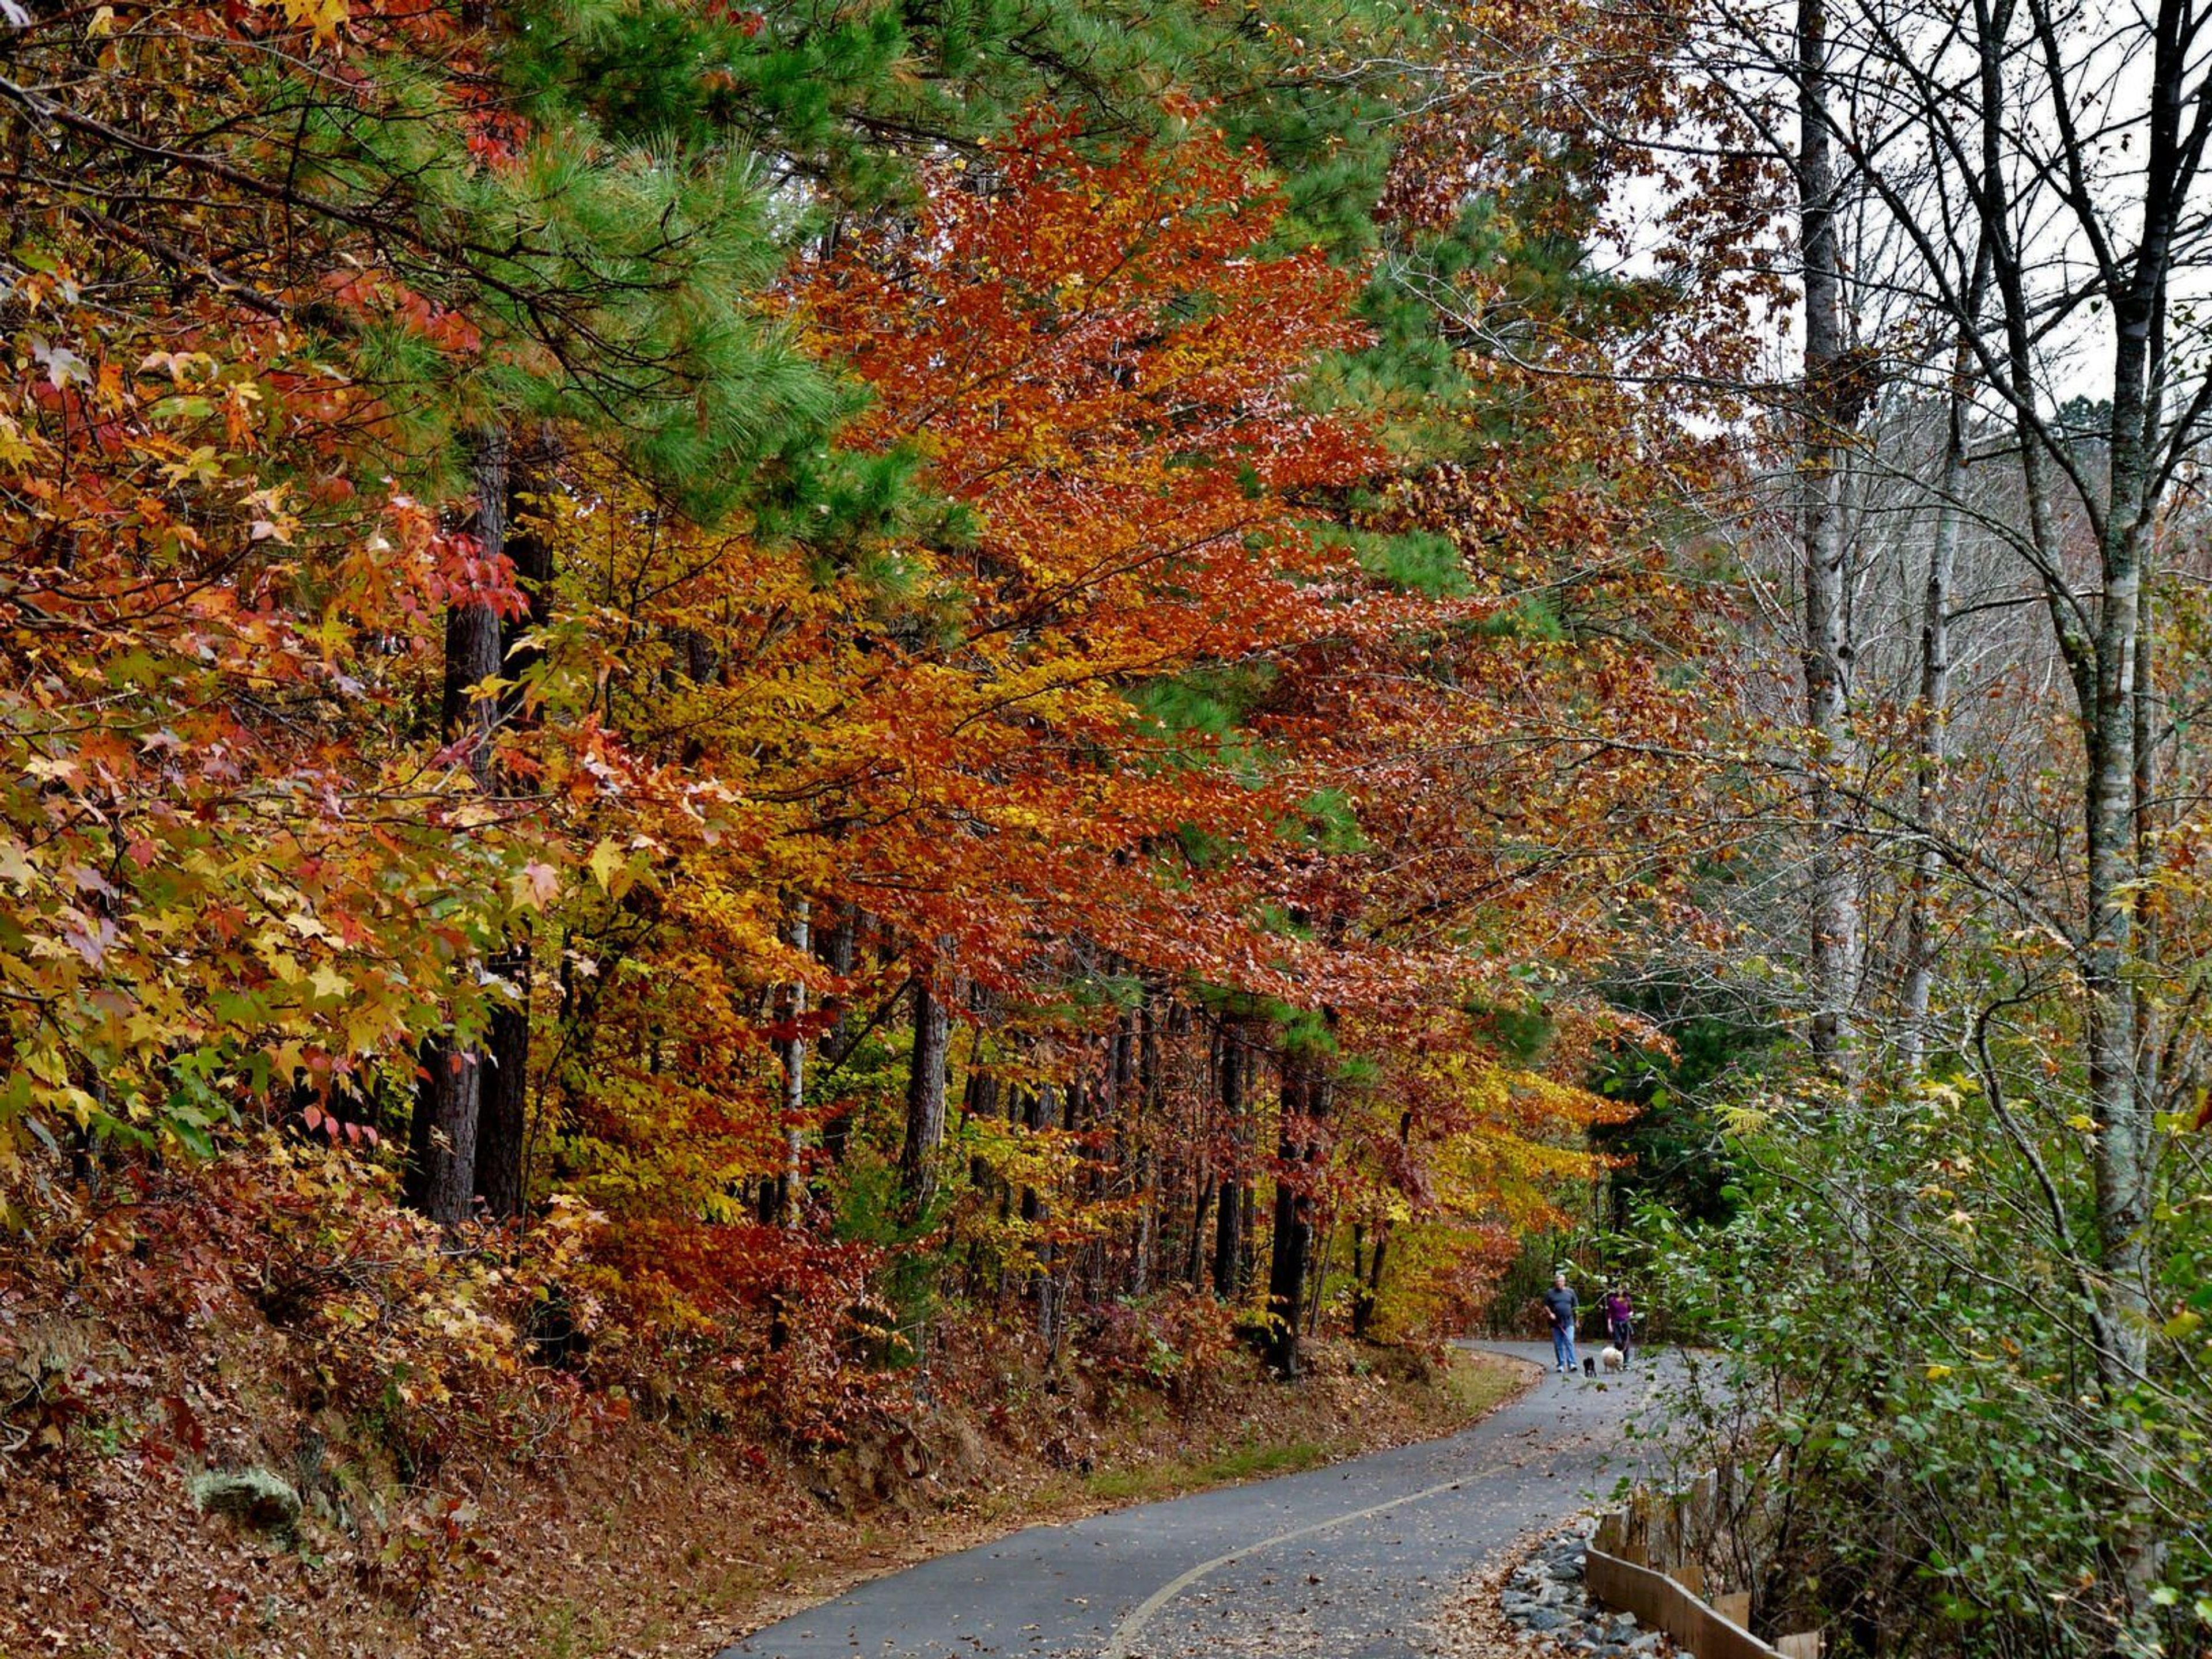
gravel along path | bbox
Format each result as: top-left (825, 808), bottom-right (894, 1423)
top-left (722, 1343), bottom-right (1674, 1659)
top-left (1499, 1518), bottom-right (1676, 1657)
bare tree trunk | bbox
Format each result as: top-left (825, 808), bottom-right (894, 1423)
top-left (1901, 246), bottom-right (1988, 1074)
top-left (479, 992), bottom-right (530, 1221)
top-left (1186, 1175), bottom-right (1213, 1291)
top-left (1357, 1221), bottom-right (1390, 1340)
top-left (818, 900), bottom-right (859, 1163)
top-left (2086, 495), bottom-right (2149, 1392)
top-left (2128, 271), bottom-right (2169, 1343)
top-left (1955, 4), bottom-right (2149, 1389)
top-left (1354, 1107), bottom-right (1410, 1339)
top-left (408, 427), bottom-right (509, 1226)
top-left (898, 945), bottom-right (953, 1218)
top-left (2131, 527), bottom-right (2162, 1217)
top-left (1187, 1022), bottom-right (1219, 1290)
top-left (1101, 1014), bottom-right (1131, 1298)
top-left (441, 430), bottom-right (509, 770)
top-left (777, 895), bottom-right (810, 1227)
top-left (478, 426), bottom-right (557, 1222)
top-left (1264, 1049), bottom-right (1328, 1377)
top-left (1058, 1067), bottom-right (1080, 1357)
top-left (1306, 1219), bottom-right (1331, 1338)
top-left (410, 1040), bottom-right (482, 1225)
top-left (1130, 987), bottom-right (1161, 1296)
top-left (1238, 1180), bottom-right (1257, 1297)
top-left (1798, 0), bottom-right (1861, 1080)
top-left (1350, 1222), bottom-right (1373, 1340)
top-left (1212, 1018), bottom-right (1245, 1300)
top-left (1022, 1083), bottom-right (1059, 1346)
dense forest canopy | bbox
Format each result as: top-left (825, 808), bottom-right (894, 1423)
top-left (3, 0), bottom-right (2211, 1650)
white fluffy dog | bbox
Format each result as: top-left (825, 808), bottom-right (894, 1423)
top-left (1600, 1345), bottom-right (1626, 1373)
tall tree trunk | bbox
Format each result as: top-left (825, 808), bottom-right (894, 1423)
top-left (1021, 1084), bottom-right (1060, 1348)
top-left (410, 1040), bottom-right (482, 1225)
top-left (478, 425), bottom-right (557, 1222)
top-left (1130, 987), bottom-right (1161, 1296)
top-left (1212, 1018), bottom-right (1245, 1300)
top-left (2131, 529), bottom-right (2162, 1218)
top-left (1238, 1179), bottom-right (1257, 1297)
top-left (1102, 1013), bottom-right (1131, 1297)
top-left (2077, 319), bottom-right (2157, 1618)
top-left (898, 945), bottom-right (953, 1218)
top-left (1355, 1222), bottom-right (1389, 1341)
top-left (777, 895), bottom-right (810, 1227)
top-left (958, 1046), bottom-right (999, 1302)
top-left (2129, 279), bottom-right (2167, 1305)
top-left (1350, 1222), bottom-right (1377, 1340)
top-left (1306, 1218), bottom-right (1331, 1338)
top-left (818, 900), bottom-right (860, 1163)
top-left (1186, 1180), bottom-right (1213, 1290)
top-left (2086, 441), bottom-right (2151, 1396)
top-left (1798, 0), bottom-right (1861, 1078)
top-left (1051, 1080), bottom-right (1075, 1364)
top-left (964, 1037), bottom-right (1001, 1202)
top-left (1265, 1048), bottom-right (1327, 1377)
top-left (1000, 1071), bottom-right (1022, 1226)
top-left (408, 427), bottom-right (509, 1226)
top-left (1065, 1067), bottom-right (1092, 1304)
top-left (479, 994), bottom-right (530, 1221)
top-left (1901, 249), bottom-right (1986, 1073)
top-left (1354, 1107), bottom-right (1410, 1339)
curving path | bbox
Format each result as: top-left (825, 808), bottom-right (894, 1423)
top-left (721, 1342), bottom-right (1674, 1659)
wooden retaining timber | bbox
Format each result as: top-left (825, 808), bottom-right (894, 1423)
top-left (1584, 1478), bottom-right (1824, 1659)
top-left (1585, 1541), bottom-right (1797, 1659)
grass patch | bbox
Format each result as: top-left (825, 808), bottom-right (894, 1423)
top-left (1084, 1438), bottom-right (1331, 1505)
top-left (1079, 1344), bottom-right (1529, 1510)
top-left (1444, 1347), bottom-right (1530, 1419)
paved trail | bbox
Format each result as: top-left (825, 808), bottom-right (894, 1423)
top-left (723, 1342), bottom-right (1672, 1659)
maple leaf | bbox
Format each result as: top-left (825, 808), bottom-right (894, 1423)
top-left (512, 861), bottom-right (562, 910)
top-left (587, 840), bottom-right (630, 895)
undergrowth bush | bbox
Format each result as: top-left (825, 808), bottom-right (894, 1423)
top-left (1641, 1085), bottom-right (2212, 1659)
top-left (1079, 1289), bottom-right (1239, 1401)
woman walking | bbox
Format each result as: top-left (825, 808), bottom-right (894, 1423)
top-left (1601, 1285), bottom-right (1635, 1367)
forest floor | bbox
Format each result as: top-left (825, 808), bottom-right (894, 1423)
top-left (0, 1303), bottom-right (1527, 1659)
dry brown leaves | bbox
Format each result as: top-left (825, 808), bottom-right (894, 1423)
top-left (0, 1302), bottom-right (1505, 1659)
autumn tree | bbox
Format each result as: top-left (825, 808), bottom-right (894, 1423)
top-left (4, 0), bottom-right (1747, 1570)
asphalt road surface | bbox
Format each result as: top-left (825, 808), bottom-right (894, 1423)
top-left (722, 1341), bottom-right (1673, 1659)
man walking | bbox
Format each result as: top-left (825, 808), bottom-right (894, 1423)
top-left (1543, 1270), bottom-right (1579, 1377)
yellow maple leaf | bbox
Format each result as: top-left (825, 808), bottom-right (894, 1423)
top-left (281, 0), bottom-right (348, 41)
top-left (0, 839), bottom-right (36, 888)
top-left (588, 838), bottom-right (627, 894)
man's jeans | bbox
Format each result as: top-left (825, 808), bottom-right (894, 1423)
top-left (1552, 1324), bottom-right (1577, 1371)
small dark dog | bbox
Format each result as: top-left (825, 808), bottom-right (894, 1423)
top-left (1582, 1355), bottom-right (1597, 1377)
